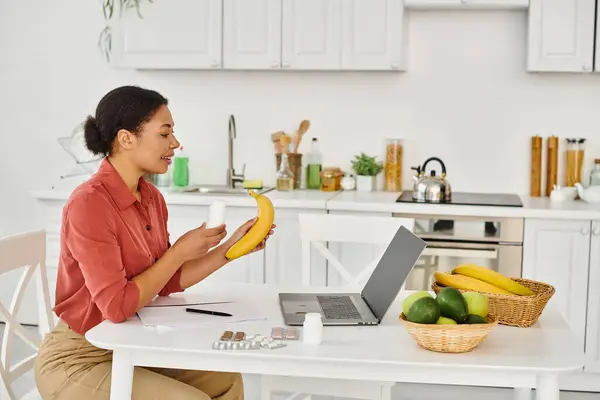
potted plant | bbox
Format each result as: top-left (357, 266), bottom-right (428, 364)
top-left (350, 153), bottom-right (384, 191)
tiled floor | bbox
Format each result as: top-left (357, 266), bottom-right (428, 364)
top-left (2, 324), bottom-right (600, 399)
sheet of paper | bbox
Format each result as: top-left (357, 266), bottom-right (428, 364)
top-left (145, 293), bottom-right (233, 308)
top-left (137, 302), bottom-right (267, 328)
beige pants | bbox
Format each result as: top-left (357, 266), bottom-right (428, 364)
top-left (34, 321), bottom-right (244, 400)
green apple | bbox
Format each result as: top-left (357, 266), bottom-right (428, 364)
top-left (402, 291), bottom-right (432, 315)
top-left (436, 316), bottom-right (457, 325)
top-left (462, 291), bottom-right (488, 318)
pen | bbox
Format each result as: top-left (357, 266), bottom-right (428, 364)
top-left (185, 307), bottom-right (232, 317)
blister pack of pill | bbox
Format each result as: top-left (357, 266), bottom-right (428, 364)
top-left (271, 327), bottom-right (299, 340)
top-left (212, 331), bottom-right (286, 351)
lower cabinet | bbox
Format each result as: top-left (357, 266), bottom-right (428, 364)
top-left (584, 220), bottom-right (600, 372)
top-left (523, 218), bottom-right (600, 377)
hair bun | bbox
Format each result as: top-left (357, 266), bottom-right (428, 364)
top-left (83, 115), bottom-right (109, 156)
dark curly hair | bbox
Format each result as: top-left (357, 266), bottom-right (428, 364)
top-left (83, 85), bottom-right (169, 156)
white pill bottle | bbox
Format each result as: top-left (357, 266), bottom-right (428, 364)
top-left (206, 200), bottom-right (226, 228)
top-left (302, 313), bottom-right (323, 345)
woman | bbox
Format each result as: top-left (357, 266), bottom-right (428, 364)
top-left (34, 85), bottom-right (274, 400)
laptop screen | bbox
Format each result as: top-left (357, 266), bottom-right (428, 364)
top-left (361, 225), bottom-right (427, 321)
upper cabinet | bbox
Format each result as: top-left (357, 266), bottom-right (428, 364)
top-left (108, 0), bottom-right (599, 73)
top-left (281, 0), bottom-right (342, 70)
top-left (341, 0), bottom-right (407, 70)
top-left (527, 0), bottom-right (596, 72)
top-left (110, 0), bottom-right (223, 69)
top-left (223, 0), bottom-right (282, 69)
top-left (110, 0), bottom-right (406, 71)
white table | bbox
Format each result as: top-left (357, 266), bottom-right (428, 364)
top-left (86, 283), bottom-right (584, 400)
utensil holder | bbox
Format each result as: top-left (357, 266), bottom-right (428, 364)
top-left (276, 153), bottom-right (302, 189)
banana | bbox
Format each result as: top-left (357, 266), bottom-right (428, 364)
top-left (225, 190), bottom-right (274, 261)
top-left (452, 264), bottom-right (535, 296)
top-left (434, 271), bottom-right (513, 295)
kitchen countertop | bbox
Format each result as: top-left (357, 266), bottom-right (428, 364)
top-left (160, 188), bottom-right (337, 209)
top-left (326, 190), bottom-right (600, 220)
top-left (28, 178), bottom-right (338, 210)
top-left (29, 178), bottom-right (600, 219)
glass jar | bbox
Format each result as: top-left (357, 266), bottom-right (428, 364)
top-left (384, 137), bottom-right (403, 192)
top-left (590, 158), bottom-right (600, 186)
top-left (565, 138), bottom-right (586, 187)
top-left (320, 167), bottom-right (343, 192)
top-left (276, 153), bottom-right (295, 191)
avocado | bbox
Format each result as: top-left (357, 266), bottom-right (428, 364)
top-left (436, 287), bottom-right (468, 324)
top-left (465, 314), bottom-right (486, 324)
top-left (406, 296), bottom-right (440, 324)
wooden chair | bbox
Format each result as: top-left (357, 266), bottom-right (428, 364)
top-left (261, 213), bottom-right (415, 400)
top-left (0, 230), bottom-right (55, 400)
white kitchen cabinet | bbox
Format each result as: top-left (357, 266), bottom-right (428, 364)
top-left (527, 0), bottom-right (596, 72)
top-left (596, 1), bottom-right (600, 72)
top-left (341, 0), bottom-right (406, 70)
top-left (167, 204), bottom-right (265, 288)
top-left (110, 0), bottom-right (223, 69)
top-left (584, 221), bottom-right (600, 372)
top-left (223, 0), bottom-right (282, 69)
top-left (522, 218), bottom-right (591, 353)
top-left (404, 0), bottom-right (528, 9)
top-left (264, 208), bottom-right (328, 285)
top-left (281, 0), bottom-right (342, 70)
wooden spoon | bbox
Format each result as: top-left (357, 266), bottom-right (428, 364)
top-left (271, 131), bottom-right (284, 153)
top-left (292, 120), bottom-right (310, 153)
top-left (279, 134), bottom-right (292, 154)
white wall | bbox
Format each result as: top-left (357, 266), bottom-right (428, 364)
top-left (1, 1), bottom-right (599, 237)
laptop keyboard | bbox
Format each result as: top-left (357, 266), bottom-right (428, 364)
top-left (317, 295), bottom-right (362, 320)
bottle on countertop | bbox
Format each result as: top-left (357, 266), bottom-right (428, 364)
top-left (173, 146), bottom-right (189, 187)
top-left (305, 137), bottom-right (322, 189)
top-left (276, 153), bottom-right (295, 191)
top-left (590, 159), bottom-right (600, 186)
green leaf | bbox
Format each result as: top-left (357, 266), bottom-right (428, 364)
top-left (350, 153), bottom-right (384, 176)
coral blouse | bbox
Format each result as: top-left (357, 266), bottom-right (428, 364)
top-left (53, 158), bottom-right (183, 335)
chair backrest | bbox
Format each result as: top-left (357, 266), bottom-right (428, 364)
top-left (0, 229), bottom-right (54, 400)
top-left (298, 213), bottom-right (415, 287)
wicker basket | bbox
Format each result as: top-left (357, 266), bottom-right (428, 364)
top-left (399, 313), bottom-right (498, 353)
top-left (431, 278), bottom-right (555, 328)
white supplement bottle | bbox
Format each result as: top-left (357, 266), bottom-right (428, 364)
top-left (206, 200), bottom-right (226, 228)
top-left (302, 313), bottom-right (323, 345)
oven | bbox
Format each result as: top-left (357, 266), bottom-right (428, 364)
top-left (393, 212), bottom-right (524, 291)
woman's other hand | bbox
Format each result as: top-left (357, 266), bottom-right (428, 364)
top-left (172, 223), bottom-right (227, 262)
top-left (223, 218), bottom-right (276, 255)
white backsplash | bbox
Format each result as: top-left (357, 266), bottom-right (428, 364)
top-left (1, 2), bottom-right (599, 236)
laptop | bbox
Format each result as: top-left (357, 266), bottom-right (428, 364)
top-left (279, 225), bottom-right (427, 326)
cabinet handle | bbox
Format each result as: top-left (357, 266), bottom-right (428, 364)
top-left (582, 227), bottom-right (590, 235)
top-left (211, 61), bottom-right (220, 68)
top-left (594, 228), bottom-right (600, 235)
top-left (271, 62), bottom-right (280, 68)
top-left (583, 64), bottom-right (591, 71)
top-left (390, 62), bottom-right (399, 69)
top-left (282, 62), bottom-right (290, 68)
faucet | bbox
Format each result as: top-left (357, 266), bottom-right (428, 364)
top-left (227, 114), bottom-right (245, 188)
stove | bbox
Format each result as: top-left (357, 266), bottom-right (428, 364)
top-left (396, 191), bottom-right (523, 207)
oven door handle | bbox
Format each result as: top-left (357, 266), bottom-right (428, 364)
top-left (422, 241), bottom-right (499, 260)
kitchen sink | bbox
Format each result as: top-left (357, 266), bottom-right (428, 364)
top-left (173, 185), bottom-right (274, 196)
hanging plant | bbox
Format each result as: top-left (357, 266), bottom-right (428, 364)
top-left (98, 0), bottom-right (153, 62)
